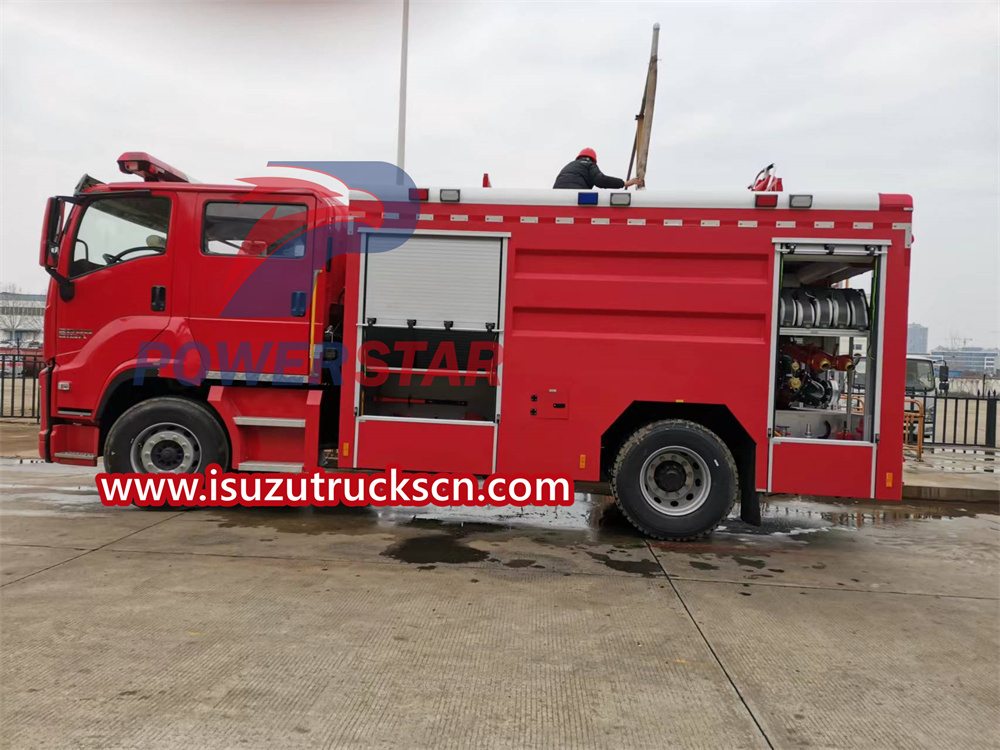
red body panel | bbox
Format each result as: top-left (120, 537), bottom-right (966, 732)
top-left (48, 189), bottom-right (175, 418)
top-left (209, 386), bottom-right (323, 472)
top-left (340, 197), bottom-right (911, 502)
top-left (770, 440), bottom-right (874, 498)
top-left (356, 420), bottom-right (494, 475)
top-left (186, 190), bottom-right (319, 379)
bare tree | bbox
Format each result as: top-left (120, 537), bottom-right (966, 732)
top-left (0, 282), bottom-right (30, 344)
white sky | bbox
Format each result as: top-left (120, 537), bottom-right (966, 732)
top-left (1, 0), bottom-right (998, 348)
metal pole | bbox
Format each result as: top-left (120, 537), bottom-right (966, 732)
top-left (633, 23), bottom-right (659, 187)
top-left (396, 0), bottom-right (410, 173)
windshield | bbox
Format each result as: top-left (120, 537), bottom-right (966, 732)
top-left (69, 196), bottom-right (171, 278)
top-left (906, 359), bottom-right (936, 392)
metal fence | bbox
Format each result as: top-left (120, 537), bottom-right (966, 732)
top-left (0, 352), bottom-right (42, 420)
top-left (908, 392), bottom-right (998, 449)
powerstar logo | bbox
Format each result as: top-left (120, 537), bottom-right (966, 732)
top-left (217, 161), bottom-right (420, 320)
top-left (134, 161), bottom-right (431, 386)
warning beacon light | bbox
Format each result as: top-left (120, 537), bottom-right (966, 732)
top-left (117, 152), bottom-right (191, 183)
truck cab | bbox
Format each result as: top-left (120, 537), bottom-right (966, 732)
top-left (38, 153), bottom-right (347, 470)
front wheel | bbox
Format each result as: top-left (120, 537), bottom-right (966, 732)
top-left (104, 397), bottom-right (229, 475)
top-left (611, 419), bottom-right (737, 540)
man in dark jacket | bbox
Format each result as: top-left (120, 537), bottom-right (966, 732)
top-left (553, 148), bottom-right (643, 189)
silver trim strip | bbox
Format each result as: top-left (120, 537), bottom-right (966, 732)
top-left (354, 237), bottom-right (368, 469)
top-left (54, 451), bottom-right (95, 460)
top-left (238, 461), bottom-right (304, 473)
top-left (765, 244), bottom-right (782, 492)
top-left (359, 228), bottom-right (512, 238)
top-left (56, 409), bottom-right (92, 417)
top-left (232, 417), bottom-right (307, 428)
top-left (494, 237), bottom-right (508, 473)
top-left (772, 437), bottom-right (875, 447)
top-left (352, 187), bottom-right (882, 211)
top-left (358, 416), bottom-right (494, 427)
top-left (871, 252), bottom-right (888, 497)
top-left (206, 371), bottom-right (309, 384)
top-left (772, 237), bottom-right (891, 247)
top-left (767, 439), bottom-right (773, 493)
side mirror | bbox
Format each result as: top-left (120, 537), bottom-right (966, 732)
top-left (40, 197), bottom-right (74, 300)
top-left (39, 197), bottom-right (64, 268)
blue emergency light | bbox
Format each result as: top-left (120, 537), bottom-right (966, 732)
top-left (577, 192), bottom-right (599, 205)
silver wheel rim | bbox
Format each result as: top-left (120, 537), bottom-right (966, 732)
top-left (640, 446), bottom-right (712, 516)
top-left (129, 422), bottom-right (201, 473)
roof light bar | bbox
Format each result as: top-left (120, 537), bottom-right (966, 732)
top-left (754, 193), bottom-right (779, 208)
top-left (610, 192), bottom-right (631, 207)
top-left (439, 189), bottom-right (461, 202)
top-left (578, 192), bottom-right (599, 206)
top-left (789, 194), bottom-right (813, 209)
top-left (408, 188), bottom-right (429, 201)
top-left (116, 152), bottom-right (190, 183)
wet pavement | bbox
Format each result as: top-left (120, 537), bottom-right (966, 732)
top-left (1, 457), bottom-right (998, 749)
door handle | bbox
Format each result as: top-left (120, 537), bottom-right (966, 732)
top-left (290, 291), bottom-right (307, 317)
top-left (151, 286), bottom-right (166, 312)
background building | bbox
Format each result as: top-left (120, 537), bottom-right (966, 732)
top-left (931, 346), bottom-right (999, 376)
top-left (0, 291), bottom-right (45, 346)
top-left (907, 323), bottom-right (929, 354)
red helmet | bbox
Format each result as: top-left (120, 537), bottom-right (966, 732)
top-left (577, 147), bottom-right (597, 162)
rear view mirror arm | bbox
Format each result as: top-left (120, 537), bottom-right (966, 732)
top-left (45, 266), bottom-right (74, 302)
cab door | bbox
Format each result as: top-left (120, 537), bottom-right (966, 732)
top-left (187, 192), bottom-right (320, 383)
top-left (51, 192), bottom-right (174, 416)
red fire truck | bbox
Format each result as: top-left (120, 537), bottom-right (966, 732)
top-left (37, 153), bottom-right (913, 539)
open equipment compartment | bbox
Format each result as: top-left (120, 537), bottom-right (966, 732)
top-left (353, 230), bottom-right (507, 472)
top-left (768, 238), bottom-right (887, 497)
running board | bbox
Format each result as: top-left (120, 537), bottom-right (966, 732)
top-left (209, 386), bottom-right (323, 474)
top-left (237, 461), bottom-right (305, 473)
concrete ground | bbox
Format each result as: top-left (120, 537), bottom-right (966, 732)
top-left (1, 456), bottom-right (998, 750)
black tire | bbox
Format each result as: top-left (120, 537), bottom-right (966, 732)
top-left (104, 396), bottom-right (229, 476)
top-left (611, 419), bottom-right (737, 541)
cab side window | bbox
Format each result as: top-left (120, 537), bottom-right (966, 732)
top-left (202, 202), bottom-right (308, 258)
top-left (69, 196), bottom-right (171, 278)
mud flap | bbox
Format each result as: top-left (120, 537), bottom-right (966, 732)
top-left (737, 444), bottom-right (761, 526)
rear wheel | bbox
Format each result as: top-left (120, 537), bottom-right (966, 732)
top-left (104, 397), bottom-right (229, 476)
top-left (612, 419), bottom-right (737, 540)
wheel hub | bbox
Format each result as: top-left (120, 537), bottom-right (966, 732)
top-left (653, 461), bottom-right (686, 493)
top-left (640, 446), bottom-right (712, 517)
top-left (130, 423), bottom-right (201, 474)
